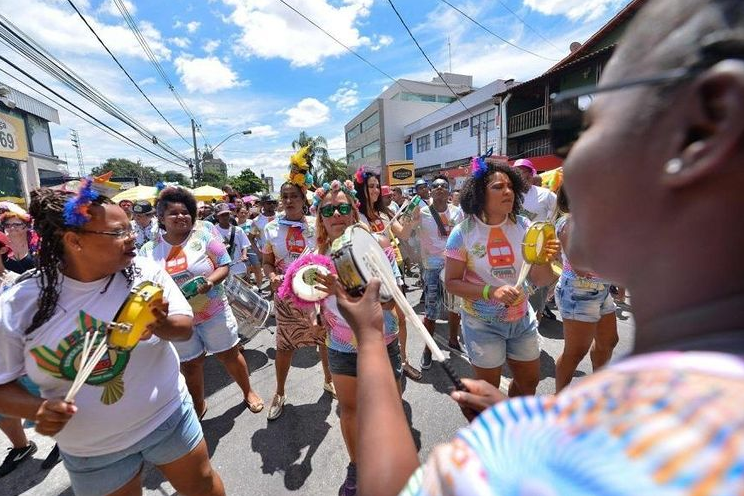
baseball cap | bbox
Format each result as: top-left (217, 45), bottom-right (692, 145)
top-left (414, 179), bottom-right (428, 188)
top-left (214, 203), bottom-right (231, 216)
top-left (513, 158), bottom-right (536, 176)
top-left (381, 185), bottom-right (392, 196)
top-left (132, 201), bottom-right (153, 215)
top-left (260, 192), bottom-right (278, 203)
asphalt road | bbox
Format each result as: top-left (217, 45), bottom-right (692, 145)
top-left (3, 283), bottom-right (635, 496)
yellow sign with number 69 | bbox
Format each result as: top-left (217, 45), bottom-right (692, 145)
top-left (0, 111), bottom-right (28, 162)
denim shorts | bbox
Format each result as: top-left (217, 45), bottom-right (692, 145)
top-left (174, 307), bottom-right (240, 362)
top-left (423, 266), bottom-right (445, 321)
top-left (246, 251), bottom-right (261, 267)
top-left (0, 376), bottom-right (40, 422)
top-left (460, 308), bottom-right (540, 369)
top-left (60, 397), bottom-right (203, 496)
top-left (556, 278), bottom-right (617, 323)
top-left (328, 339), bottom-right (403, 379)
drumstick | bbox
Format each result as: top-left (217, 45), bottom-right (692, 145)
top-left (65, 329), bottom-right (110, 401)
top-left (515, 261), bottom-right (531, 288)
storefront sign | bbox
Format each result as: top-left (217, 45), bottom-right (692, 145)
top-left (387, 161), bottom-right (415, 186)
top-left (0, 112), bottom-right (28, 161)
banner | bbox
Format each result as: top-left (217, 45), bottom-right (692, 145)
top-left (387, 161), bottom-right (415, 187)
top-left (0, 111), bottom-right (28, 162)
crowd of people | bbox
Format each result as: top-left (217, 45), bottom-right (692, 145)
top-left (0, 0), bottom-right (742, 494)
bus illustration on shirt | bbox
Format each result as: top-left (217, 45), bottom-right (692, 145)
top-left (286, 227), bottom-right (306, 260)
top-left (487, 227), bottom-right (516, 279)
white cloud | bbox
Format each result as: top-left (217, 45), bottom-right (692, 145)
top-left (328, 82), bottom-right (359, 112)
top-left (523, 0), bottom-right (625, 21)
top-left (370, 34), bottom-right (393, 52)
top-left (248, 124), bottom-right (279, 138)
top-left (174, 56), bottom-right (241, 93)
top-left (170, 37), bottom-right (191, 48)
top-left (99, 0), bottom-right (136, 16)
top-left (284, 98), bottom-right (330, 128)
top-left (138, 77), bottom-right (157, 86)
top-left (203, 39), bottom-right (221, 54)
top-left (222, 0), bottom-right (374, 67)
top-left (174, 20), bottom-right (201, 33)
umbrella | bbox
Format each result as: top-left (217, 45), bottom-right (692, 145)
top-left (243, 195), bottom-right (258, 203)
top-left (192, 185), bottom-right (226, 202)
top-left (111, 185), bottom-right (158, 204)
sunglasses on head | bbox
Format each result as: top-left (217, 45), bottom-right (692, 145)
top-left (320, 203), bottom-right (352, 217)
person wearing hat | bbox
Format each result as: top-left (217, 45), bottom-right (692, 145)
top-left (213, 203), bottom-right (250, 277)
top-left (118, 199), bottom-right (134, 221)
top-left (132, 201), bottom-right (158, 251)
top-left (380, 185), bottom-right (398, 213)
top-left (414, 179), bottom-right (430, 202)
top-left (511, 158), bottom-right (558, 322)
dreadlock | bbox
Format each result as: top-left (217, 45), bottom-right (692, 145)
top-left (25, 188), bottom-right (138, 335)
top-left (460, 162), bottom-right (525, 222)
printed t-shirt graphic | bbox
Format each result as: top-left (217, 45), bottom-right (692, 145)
top-left (418, 204), bottom-right (464, 269)
top-left (445, 215), bottom-right (530, 322)
top-left (140, 228), bottom-right (231, 324)
top-left (262, 216), bottom-right (316, 273)
top-left (0, 257), bottom-right (192, 457)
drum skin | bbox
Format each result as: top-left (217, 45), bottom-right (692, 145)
top-left (330, 224), bottom-right (394, 302)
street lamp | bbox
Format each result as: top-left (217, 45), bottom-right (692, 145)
top-left (211, 129), bottom-right (252, 153)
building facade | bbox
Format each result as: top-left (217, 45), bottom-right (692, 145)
top-left (344, 73), bottom-right (474, 181)
top-left (0, 83), bottom-right (67, 206)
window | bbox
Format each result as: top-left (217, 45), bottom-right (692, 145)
top-left (470, 108), bottom-right (497, 137)
top-left (416, 135), bottom-right (430, 153)
top-left (402, 92), bottom-right (436, 103)
top-left (362, 140), bottom-right (380, 158)
top-left (347, 148), bottom-right (362, 162)
top-left (405, 142), bottom-right (413, 160)
top-left (461, 119), bottom-right (468, 127)
top-left (453, 122), bottom-right (460, 131)
top-left (25, 115), bottom-right (53, 156)
top-left (346, 124), bottom-right (361, 141)
top-left (360, 112), bottom-right (379, 132)
top-left (434, 126), bottom-right (452, 148)
top-left (437, 95), bottom-right (456, 103)
top-left (0, 158), bottom-right (23, 198)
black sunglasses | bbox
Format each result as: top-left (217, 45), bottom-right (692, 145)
top-left (431, 181), bottom-right (449, 190)
top-left (320, 203), bottom-right (352, 217)
top-left (549, 31), bottom-right (744, 158)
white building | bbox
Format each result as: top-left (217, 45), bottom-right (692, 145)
top-left (403, 79), bottom-right (514, 184)
top-left (344, 73), bottom-right (474, 179)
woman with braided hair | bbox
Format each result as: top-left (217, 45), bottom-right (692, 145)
top-left (0, 186), bottom-right (226, 496)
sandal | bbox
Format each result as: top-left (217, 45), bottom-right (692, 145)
top-left (198, 405), bottom-right (208, 421)
top-left (246, 396), bottom-right (264, 413)
top-left (323, 381), bottom-right (337, 399)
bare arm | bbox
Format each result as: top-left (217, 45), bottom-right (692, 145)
top-left (0, 381), bottom-right (76, 437)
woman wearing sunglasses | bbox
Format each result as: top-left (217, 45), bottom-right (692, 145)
top-left (354, 167), bottom-right (421, 382)
top-left (0, 207), bottom-right (39, 275)
top-left (0, 186), bottom-right (226, 496)
top-left (330, 0), bottom-right (744, 493)
top-left (311, 180), bottom-right (403, 496)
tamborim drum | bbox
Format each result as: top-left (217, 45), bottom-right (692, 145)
top-left (108, 281), bottom-right (163, 350)
top-left (292, 264), bottom-right (330, 303)
top-left (330, 224), bottom-right (394, 302)
top-left (224, 276), bottom-right (272, 329)
top-left (522, 222), bottom-right (556, 265)
top-left (439, 270), bottom-right (460, 314)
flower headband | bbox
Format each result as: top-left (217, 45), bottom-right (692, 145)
top-left (470, 147), bottom-right (494, 180)
top-left (311, 180), bottom-right (358, 213)
top-left (353, 166), bottom-right (374, 186)
top-left (62, 172), bottom-right (122, 227)
top-left (287, 145), bottom-right (315, 193)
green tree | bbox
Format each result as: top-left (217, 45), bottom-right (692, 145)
top-left (162, 170), bottom-right (191, 187)
top-left (195, 170), bottom-right (228, 188)
top-left (291, 131), bottom-right (329, 171)
top-left (229, 168), bottom-right (266, 194)
top-left (91, 158), bottom-right (166, 186)
top-left (317, 157), bottom-right (349, 184)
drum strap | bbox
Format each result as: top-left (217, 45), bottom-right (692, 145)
top-left (225, 226), bottom-right (236, 257)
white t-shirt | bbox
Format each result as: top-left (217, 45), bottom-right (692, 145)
top-left (418, 204), bottom-right (464, 269)
top-left (132, 218), bottom-right (158, 251)
top-left (250, 213), bottom-right (275, 251)
top-left (0, 257), bottom-right (193, 457)
top-left (214, 224), bottom-right (250, 275)
top-left (520, 185), bottom-right (557, 223)
top-left (262, 216), bottom-right (316, 274)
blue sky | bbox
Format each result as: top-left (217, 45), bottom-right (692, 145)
top-left (0, 0), bottom-right (630, 186)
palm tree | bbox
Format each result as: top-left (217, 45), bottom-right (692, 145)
top-left (292, 131), bottom-right (329, 168)
top-left (317, 157), bottom-right (349, 184)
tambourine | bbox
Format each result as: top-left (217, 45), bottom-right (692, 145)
top-left (292, 264), bottom-right (330, 303)
top-left (330, 224), bottom-right (394, 302)
top-left (108, 281), bottom-right (163, 350)
top-left (522, 222), bottom-right (556, 265)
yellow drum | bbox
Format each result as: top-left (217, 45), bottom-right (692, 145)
top-left (108, 282), bottom-right (163, 350)
top-left (522, 222), bottom-right (556, 265)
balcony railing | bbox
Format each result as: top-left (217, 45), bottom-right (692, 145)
top-left (507, 136), bottom-right (553, 159)
top-left (508, 105), bottom-right (551, 135)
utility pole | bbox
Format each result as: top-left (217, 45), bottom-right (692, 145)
top-left (191, 118), bottom-right (199, 186)
top-left (70, 129), bottom-right (85, 177)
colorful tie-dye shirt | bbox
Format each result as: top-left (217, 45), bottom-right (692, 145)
top-left (445, 215), bottom-right (530, 323)
top-left (401, 351), bottom-right (744, 496)
top-left (140, 227), bottom-right (231, 325)
top-left (262, 216), bottom-right (317, 274)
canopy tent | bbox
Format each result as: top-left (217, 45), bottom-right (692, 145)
top-left (111, 185), bottom-right (158, 204)
top-left (192, 185), bottom-right (226, 202)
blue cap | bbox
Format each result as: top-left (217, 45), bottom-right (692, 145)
top-left (414, 179), bottom-right (428, 188)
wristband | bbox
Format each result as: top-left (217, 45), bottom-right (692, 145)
top-left (482, 284), bottom-right (491, 301)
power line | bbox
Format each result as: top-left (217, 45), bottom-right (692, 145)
top-left (65, 0), bottom-right (192, 147)
top-left (0, 61), bottom-right (189, 170)
top-left (112, 0), bottom-right (210, 147)
top-left (492, 0), bottom-right (563, 52)
top-left (386, 0), bottom-right (474, 117)
top-left (437, 0), bottom-right (559, 62)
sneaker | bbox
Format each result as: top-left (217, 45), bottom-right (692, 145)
top-left (338, 463), bottom-right (357, 496)
top-left (448, 339), bottom-right (463, 353)
top-left (323, 381), bottom-right (337, 399)
top-left (0, 441), bottom-right (37, 477)
top-left (403, 361), bottom-right (422, 380)
top-left (41, 444), bottom-right (60, 470)
top-left (267, 394), bottom-right (286, 421)
top-left (542, 306), bottom-right (557, 320)
top-left (420, 351), bottom-right (433, 370)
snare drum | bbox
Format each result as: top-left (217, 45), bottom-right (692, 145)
top-left (224, 276), bottom-right (272, 330)
top-left (330, 224), bottom-right (394, 302)
top-left (439, 270), bottom-right (461, 314)
top-left (108, 282), bottom-right (163, 350)
top-left (522, 222), bottom-right (556, 265)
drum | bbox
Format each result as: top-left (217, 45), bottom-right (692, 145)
top-left (439, 270), bottom-right (460, 314)
top-left (330, 224), bottom-right (394, 302)
top-left (522, 222), bottom-right (556, 265)
top-left (224, 276), bottom-right (272, 330)
top-left (292, 264), bottom-right (330, 303)
top-left (108, 281), bottom-right (163, 350)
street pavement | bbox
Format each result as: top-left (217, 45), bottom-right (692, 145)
top-left (3, 282), bottom-right (635, 496)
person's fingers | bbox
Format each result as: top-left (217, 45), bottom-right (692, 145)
top-left (450, 390), bottom-right (490, 412)
top-left (364, 278), bottom-right (382, 303)
top-left (43, 400), bottom-right (77, 415)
